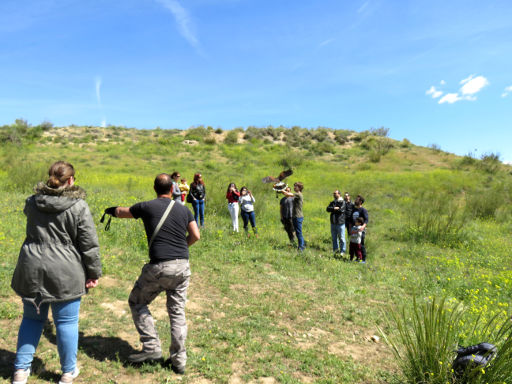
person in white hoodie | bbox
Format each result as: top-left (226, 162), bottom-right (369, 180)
top-left (239, 186), bottom-right (257, 237)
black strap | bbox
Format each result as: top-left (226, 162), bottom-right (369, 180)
top-left (100, 212), bottom-right (112, 231)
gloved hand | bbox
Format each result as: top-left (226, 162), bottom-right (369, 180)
top-left (104, 206), bottom-right (118, 217)
top-left (100, 206), bottom-right (118, 231)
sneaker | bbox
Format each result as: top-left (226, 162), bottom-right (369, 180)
top-left (128, 350), bottom-right (163, 364)
top-left (58, 367), bottom-right (79, 384)
top-left (12, 368), bottom-right (30, 384)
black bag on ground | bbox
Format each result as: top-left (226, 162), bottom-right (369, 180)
top-left (452, 342), bottom-right (496, 377)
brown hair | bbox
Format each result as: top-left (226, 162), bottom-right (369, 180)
top-left (294, 182), bottom-right (304, 192)
top-left (193, 173), bottom-right (204, 186)
top-left (47, 161), bottom-right (75, 188)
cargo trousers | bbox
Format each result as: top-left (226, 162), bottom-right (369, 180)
top-left (128, 259), bottom-right (191, 369)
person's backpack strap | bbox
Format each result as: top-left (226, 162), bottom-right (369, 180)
top-left (148, 200), bottom-right (175, 250)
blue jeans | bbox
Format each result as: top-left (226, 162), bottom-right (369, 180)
top-left (241, 210), bottom-right (257, 233)
top-left (192, 199), bottom-right (205, 226)
top-left (15, 298), bottom-right (81, 373)
top-left (292, 217), bottom-right (305, 250)
top-left (331, 223), bottom-right (346, 253)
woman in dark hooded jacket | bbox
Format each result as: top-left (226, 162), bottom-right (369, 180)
top-left (11, 161), bottom-right (102, 384)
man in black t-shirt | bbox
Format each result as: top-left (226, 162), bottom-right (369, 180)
top-left (105, 173), bottom-right (200, 374)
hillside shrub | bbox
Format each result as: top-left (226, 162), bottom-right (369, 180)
top-left (204, 135), bottom-right (216, 145)
top-left (400, 189), bottom-right (468, 246)
top-left (428, 143), bottom-right (442, 152)
top-left (224, 130), bottom-right (239, 145)
top-left (352, 130), bottom-right (370, 142)
top-left (334, 130), bottom-right (350, 144)
top-left (400, 138), bottom-right (411, 148)
top-left (478, 152), bottom-right (501, 174)
top-left (362, 137), bottom-right (394, 162)
top-left (185, 126), bottom-right (208, 141)
top-left (311, 128), bottom-right (331, 143)
top-left (465, 181), bottom-right (512, 220)
top-left (310, 142), bottom-right (336, 155)
top-left (0, 119), bottom-right (44, 143)
top-left (458, 152), bottom-right (477, 167)
top-left (369, 126), bottom-right (389, 137)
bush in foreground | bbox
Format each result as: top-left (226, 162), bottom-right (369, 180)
top-left (381, 296), bottom-right (512, 384)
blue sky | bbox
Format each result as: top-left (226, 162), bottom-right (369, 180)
top-left (1, 0), bottom-right (511, 162)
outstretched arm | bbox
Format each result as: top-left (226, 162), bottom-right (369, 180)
top-left (115, 207), bottom-right (134, 218)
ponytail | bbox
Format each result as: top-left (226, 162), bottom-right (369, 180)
top-left (47, 161), bottom-right (75, 188)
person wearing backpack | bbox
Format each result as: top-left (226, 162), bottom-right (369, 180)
top-left (102, 173), bottom-right (200, 374)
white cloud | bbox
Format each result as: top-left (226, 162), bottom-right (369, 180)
top-left (95, 76), bottom-right (102, 105)
top-left (460, 74), bottom-right (475, 85)
top-left (429, 74), bottom-right (489, 104)
top-left (501, 85), bottom-right (512, 98)
top-left (426, 86), bottom-right (443, 99)
top-left (460, 75), bottom-right (489, 96)
top-left (438, 93), bottom-right (462, 104)
top-left (95, 76), bottom-right (105, 127)
top-left (156, 0), bottom-right (200, 49)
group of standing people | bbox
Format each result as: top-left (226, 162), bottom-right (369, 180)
top-left (9, 161), bottom-right (368, 384)
top-left (226, 183), bottom-right (258, 236)
top-left (327, 191), bottom-right (368, 262)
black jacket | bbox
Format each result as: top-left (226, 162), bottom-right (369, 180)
top-left (190, 183), bottom-right (205, 200)
top-left (326, 199), bottom-right (346, 225)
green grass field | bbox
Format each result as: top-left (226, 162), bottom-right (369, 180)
top-left (0, 124), bottom-right (511, 383)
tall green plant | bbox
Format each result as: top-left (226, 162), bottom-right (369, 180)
top-left (381, 297), bottom-right (463, 384)
top-left (381, 297), bottom-right (512, 384)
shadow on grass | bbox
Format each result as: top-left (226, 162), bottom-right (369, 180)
top-left (42, 321), bottom-right (139, 366)
top-left (79, 334), bottom-right (138, 366)
top-left (0, 349), bottom-right (56, 381)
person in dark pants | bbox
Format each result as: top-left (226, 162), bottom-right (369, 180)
top-left (350, 195), bottom-right (369, 263)
top-left (189, 173), bottom-right (206, 227)
top-left (280, 187), bottom-right (295, 244)
top-left (344, 192), bottom-right (354, 237)
top-left (103, 173), bottom-right (200, 374)
top-left (239, 186), bottom-right (257, 236)
top-left (282, 182), bottom-right (305, 251)
top-left (326, 190), bottom-right (346, 258)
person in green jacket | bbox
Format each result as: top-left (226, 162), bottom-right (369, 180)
top-left (11, 161), bottom-right (102, 384)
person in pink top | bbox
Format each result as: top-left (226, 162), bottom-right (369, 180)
top-left (226, 183), bottom-right (240, 232)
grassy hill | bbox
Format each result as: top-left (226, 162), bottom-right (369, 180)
top-left (0, 122), bottom-right (511, 383)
